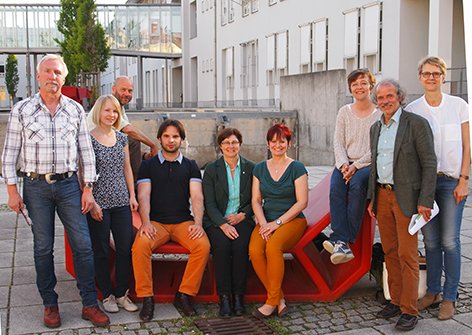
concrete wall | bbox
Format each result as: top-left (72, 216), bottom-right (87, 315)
top-left (280, 69), bottom-right (346, 166)
top-left (0, 111), bottom-right (297, 174)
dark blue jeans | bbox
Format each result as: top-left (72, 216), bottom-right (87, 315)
top-left (23, 174), bottom-right (97, 307)
top-left (205, 218), bottom-right (255, 295)
top-left (87, 205), bottom-right (133, 298)
top-left (329, 167), bottom-right (369, 243)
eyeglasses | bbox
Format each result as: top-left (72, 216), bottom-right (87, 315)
top-left (221, 141), bottom-right (240, 147)
top-left (421, 71), bottom-right (442, 79)
top-left (20, 208), bottom-right (33, 226)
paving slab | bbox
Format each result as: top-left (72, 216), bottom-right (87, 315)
top-left (1, 308), bottom-right (6, 335)
top-left (0, 229), bottom-right (15, 242)
top-left (374, 317), bottom-right (472, 334)
top-left (9, 281), bottom-right (80, 308)
top-left (0, 268), bottom-right (11, 287)
top-left (0, 253), bottom-right (12, 269)
top-left (453, 312), bottom-right (472, 327)
top-left (0, 241), bottom-right (14, 253)
top-left (0, 286), bottom-right (8, 309)
top-left (13, 238), bottom-right (33, 252)
top-left (12, 251), bottom-right (33, 267)
top-left (331, 328), bottom-right (383, 334)
top-left (8, 302), bottom-right (180, 335)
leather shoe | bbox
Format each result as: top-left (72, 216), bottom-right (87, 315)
top-left (395, 313), bottom-right (418, 331)
top-left (173, 292), bottom-right (197, 316)
top-left (81, 305), bottom-right (110, 327)
top-left (438, 300), bottom-right (455, 320)
top-left (219, 295), bottom-right (232, 317)
top-left (139, 296), bottom-right (155, 321)
top-left (233, 294), bottom-right (246, 316)
top-left (418, 292), bottom-right (441, 310)
top-left (376, 302), bottom-right (401, 319)
top-left (43, 306), bottom-right (61, 328)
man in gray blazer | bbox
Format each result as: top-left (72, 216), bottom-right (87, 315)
top-left (367, 79), bottom-right (437, 331)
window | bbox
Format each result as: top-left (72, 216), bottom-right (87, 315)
top-left (269, 0), bottom-right (277, 5)
top-left (242, 0), bottom-right (251, 16)
top-left (228, 0), bottom-right (234, 22)
top-left (362, 3), bottom-right (382, 73)
top-left (276, 30), bottom-right (288, 71)
top-left (221, 0), bottom-right (228, 25)
top-left (313, 19), bottom-right (328, 71)
top-left (225, 47), bottom-right (234, 89)
top-left (299, 24), bottom-right (311, 72)
top-left (343, 8), bottom-right (360, 71)
top-left (251, 0), bottom-right (259, 12)
top-left (190, 1), bottom-right (197, 38)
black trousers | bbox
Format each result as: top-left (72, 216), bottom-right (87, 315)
top-left (87, 205), bottom-right (134, 298)
top-left (205, 218), bottom-right (255, 295)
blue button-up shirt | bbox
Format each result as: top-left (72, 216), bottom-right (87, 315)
top-left (376, 108), bottom-right (402, 184)
top-left (224, 158), bottom-right (240, 218)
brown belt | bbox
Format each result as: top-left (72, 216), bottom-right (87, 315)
top-left (19, 171), bottom-right (75, 184)
top-left (377, 183), bottom-right (394, 191)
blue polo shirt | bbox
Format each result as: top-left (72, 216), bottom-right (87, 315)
top-left (137, 151), bottom-right (202, 224)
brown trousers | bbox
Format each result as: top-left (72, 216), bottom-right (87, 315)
top-left (132, 220), bottom-right (210, 297)
top-left (376, 187), bottom-right (419, 316)
top-left (249, 218), bottom-right (307, 306)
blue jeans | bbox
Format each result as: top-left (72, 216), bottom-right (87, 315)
top-left (23, 174), bottom-right (97, 307)
top-left (422, 174), bottom-right (466, 301)
top-left (87, 205), bottom-right (133, 298)
top-left (329, 166), bottom-right (369, 243)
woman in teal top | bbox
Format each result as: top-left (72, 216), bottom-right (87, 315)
top-left (249, 124), bottom-right (309, 318)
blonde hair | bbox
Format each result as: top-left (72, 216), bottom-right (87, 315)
top-left (417, 56), bottom-right (447, 76)
top-left (90, 95), bottom-right (121, 129)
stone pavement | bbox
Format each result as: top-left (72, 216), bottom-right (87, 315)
top-left (1, 167), bottom-right (472, 335)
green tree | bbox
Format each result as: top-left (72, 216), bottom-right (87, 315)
top-left (5, 54), bottom-right (19, 106)
top-left (55, 0), bottom-right (110, 86)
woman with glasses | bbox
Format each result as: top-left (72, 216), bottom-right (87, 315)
top-left (323, 68), bottom-right (381, 264)
top-left (407, 56), bottom-right (470, 320)
top-left (203, 128), bottom-right (255, 317)
top-left (249, 124), bottom-right (308, 318)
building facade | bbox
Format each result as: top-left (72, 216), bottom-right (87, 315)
top-left (181, 0), bottom-right (467, 108)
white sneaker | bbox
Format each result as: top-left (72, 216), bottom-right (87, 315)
top-left (102, 294), bottom-right (119, 313)
top-left (330, 241), bottom-right (355, 265)
top-left (323, 240), bottom-right (335, 254)
top-left (116, 290), bottom-right (138, 312)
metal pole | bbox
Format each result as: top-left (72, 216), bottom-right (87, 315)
top-left (25, 6), bottom-right (32, 97)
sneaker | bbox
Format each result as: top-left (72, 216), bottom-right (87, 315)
top-left (330, 241), bottom-right (355, 264)
top-left (102, 295), bottom-right (119, 313)
top-left (322, 240), bottom-right (335, 254)
top-left (116, 290), bottom-right (139, 312)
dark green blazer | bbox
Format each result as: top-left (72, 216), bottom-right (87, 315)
top-left (202, 156), bottom-right (255, 229)
top-left (367, 109), bottom-right (437, 217)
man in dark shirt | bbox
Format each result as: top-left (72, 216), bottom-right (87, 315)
top-left (132, 119), bottom-right (210, 321)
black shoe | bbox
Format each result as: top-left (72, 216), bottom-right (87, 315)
top-left (233, 294), bottom-right (246, 316)
top-left (376, 302), bottom-right (401, 319)
top-left (139, 296), bottom-right (154, 321)
top-left (395, 313), bottom-right (418, 331)
top-left (219, 295), bottom-right (232, 317)
top-left (173, 292), bottom-right (197, 316)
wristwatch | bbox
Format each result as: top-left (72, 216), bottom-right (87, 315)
top-left (84, 182), bottom-right (94, 189)
top-left (275, 218), bottom-right (283, 225)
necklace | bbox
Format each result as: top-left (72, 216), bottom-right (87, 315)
top-left (272, 158), bottom-right (287, 175)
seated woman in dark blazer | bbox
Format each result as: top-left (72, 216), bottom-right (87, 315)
top-left (203, 128), bottom-right (256, 317)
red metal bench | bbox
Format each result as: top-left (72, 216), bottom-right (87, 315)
top-left (65, 171), bottom-right (375, 303)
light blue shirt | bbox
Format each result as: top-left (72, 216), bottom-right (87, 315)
top-left (376, 108), bottom-right (402, 184)
top-left (224, 158), bottom-right (241, 218)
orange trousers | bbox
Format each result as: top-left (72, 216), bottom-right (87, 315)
top-left (249, 217), bottom-right (307, 306)
top-left (376, 188), bottom-right (419, 316)
top-left (132, 220), bottom-right (210, 297)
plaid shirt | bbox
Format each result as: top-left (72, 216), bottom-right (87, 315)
top-left (1, 93), bottom-right (96, 185)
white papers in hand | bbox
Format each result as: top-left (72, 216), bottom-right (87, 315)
top-left (408, 201), bottom-right (439, 235)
